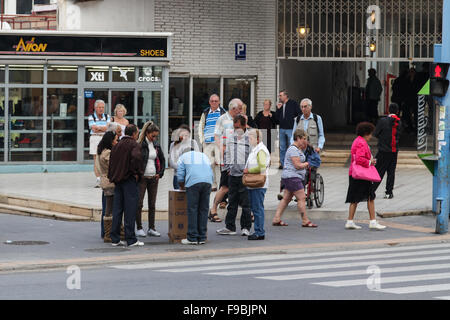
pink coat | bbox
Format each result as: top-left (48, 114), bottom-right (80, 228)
top-left (349, 136), bottom-right (372, 176)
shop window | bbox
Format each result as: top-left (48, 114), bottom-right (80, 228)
top-left (46, 88), bottom-right (77, 161)
top-left (169, 77), bottom-right (189, 139)
top-left (0, 88), bottom-right (4, 161)
top-left (0, 65), bottom-right (5, 83)
top-left (47, 65), bottom-right (78, 85)
top-left (137, 66), bottom-right (162, 83)
top-left (112, 67), bottom-right (135, 82)
top-left (137, 90), bottom-right (161, 133)
top-left (223, 79), bottom-right (251, 116)
top-left (85, 66), bottom-right (109, 82)
top-left (9, 65), bottom-right (44, 84)
top-left (193, 78), bottom-right (220, 122)
top-left (8, 87), bottom-right (43, 161)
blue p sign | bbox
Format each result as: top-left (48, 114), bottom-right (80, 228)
top-left (235, 43), bottom-right (246, 60)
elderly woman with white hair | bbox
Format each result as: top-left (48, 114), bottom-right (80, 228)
top-left (169, 124), bottom-right (199, 189)
top-left (111, 104), bottom-right (129, 138)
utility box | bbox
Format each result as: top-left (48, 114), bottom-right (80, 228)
top-left (168, 190), bottom-right (188, 243)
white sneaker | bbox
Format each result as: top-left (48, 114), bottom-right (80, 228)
top-left (181, 239), bottom-right (198, 245)
top-left (128, 240), bottom-right (144, 247)
top-left (136, 229), bottom-right (146, 237)
top-left (345, 221), bottom-right (362, 230)
top-left (241, 228), bottom-right (250, 236)
top-left (370, 221), bottom-right (387, 230)
top-left (147, 229), bottom-right (161, 237)
top-left (216, 227), bottom-right (237, 235)
top-left (111, 241), bottom-right (126, 247)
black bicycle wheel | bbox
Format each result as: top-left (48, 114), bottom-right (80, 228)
top-left (314, 173), bottom-right (324, 207)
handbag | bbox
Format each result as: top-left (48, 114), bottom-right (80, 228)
top-left (351, 158), bottom-right (381, 182)
top-left (242, 173), bottom-right (266, 188)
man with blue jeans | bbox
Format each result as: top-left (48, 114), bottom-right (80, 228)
top-left (276, 90), bottom-right (301, 169)
top-left (177, 150), bottom-right (213, 245)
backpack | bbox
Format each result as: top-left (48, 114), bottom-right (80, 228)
top-left (304, 145), bottom-right (321, 168)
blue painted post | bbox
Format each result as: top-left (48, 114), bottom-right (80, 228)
top-left (435, 0), bottom-right (450, 234)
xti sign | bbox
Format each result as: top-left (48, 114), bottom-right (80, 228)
top-left (235, 43), bottom-right (246, 60)
top-left (90, 72), bottom-right (105, 82)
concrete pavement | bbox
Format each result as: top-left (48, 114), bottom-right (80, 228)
top-left (0, 163), bottom-right (442, 273)
top-left (0, 165), bottom-right (433, 219)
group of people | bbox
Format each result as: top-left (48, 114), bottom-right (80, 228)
top-left (90, 100), bottom-right (164, 247)
top-left (87, 87), bottom-right (402, 246)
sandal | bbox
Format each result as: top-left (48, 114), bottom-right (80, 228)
top-left (302, 221), bottom-right (318, 228)
top-left (272, 220), bottom-right (288, 226)
top-left (208, 211), bottom-right (222, 223)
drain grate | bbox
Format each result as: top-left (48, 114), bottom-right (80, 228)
top-left (4, 240), bottom-right (49, 246)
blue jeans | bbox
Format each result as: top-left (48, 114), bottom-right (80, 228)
top-left (111, 177), bottom-right (139, 245)
top-left (248, 188), bottom-right (266, 237)
top-left (279, 128), bottom-right (292, 167)
top-left (186, 183), bottom-right (211, 242)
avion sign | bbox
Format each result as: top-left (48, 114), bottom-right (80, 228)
top-left (13, 37), bottom-right (48, 52)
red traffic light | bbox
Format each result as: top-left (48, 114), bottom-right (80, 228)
top-left (431, 63), bottom-right (449, 79)
top-left (434, 65), bottom-right (442, 78)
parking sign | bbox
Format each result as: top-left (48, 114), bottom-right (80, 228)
top-left (235, 43), bottom-right (246, 60)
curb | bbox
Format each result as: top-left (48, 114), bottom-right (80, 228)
top-left (376, 209), bottom-right (434, 218)
top-left (2, 235), bottom-right (450, 273)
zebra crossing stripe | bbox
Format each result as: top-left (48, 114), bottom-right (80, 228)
top-left (256, 263), bottom-right (450, 281)
top-left (314, 272), bottom-right (450, 287)
top-left (163, 248), bottom-right (450, 273)
top-left (110, 243), bottom-right (450, 270)
top-left (207, 254), bottom-right (450, 276)
top-left (378, 283), bottom-right (450, 295)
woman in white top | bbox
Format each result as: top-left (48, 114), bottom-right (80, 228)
top-left (169, 124), bottom-right (199, 189)
top-left (112, 104), bottom-right (129, 138)
top-left (243, 129), bottom-right (270, 240)
top-left (135, 121), bottom-right (166, 237)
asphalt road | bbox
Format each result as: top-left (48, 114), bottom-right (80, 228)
top-left (2, 241), bottom-right (450, 301)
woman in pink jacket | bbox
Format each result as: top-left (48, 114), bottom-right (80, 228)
top-left (345, 122), bottom-right (386, 230)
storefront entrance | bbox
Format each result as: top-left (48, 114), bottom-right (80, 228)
top-left (0, 31), bottom-right (171, 168)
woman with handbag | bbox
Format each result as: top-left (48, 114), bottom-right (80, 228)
top-left (345, 122), bottom-right (386, 230)
top-left (243, 129), bottom-right (270, 240)
top-left (272, 129), bottom-right (317, 228)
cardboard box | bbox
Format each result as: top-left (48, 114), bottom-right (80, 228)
top-left (168, 190), bottom-right (188, 243)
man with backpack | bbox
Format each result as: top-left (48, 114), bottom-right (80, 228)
top-left (372, 103), bottom-right (401, 199)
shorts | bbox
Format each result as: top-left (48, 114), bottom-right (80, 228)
top-left (219, 170), bottom-right (229, 188)
top-left (281, 177), bottom-right (304, 193)
top-left (89, 134), bottom-right (103, 155)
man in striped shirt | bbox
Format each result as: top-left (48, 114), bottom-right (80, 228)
top-left (198, 94), bottom-right (226, 191)
top-left (88, 99), bottom-right (111, 187)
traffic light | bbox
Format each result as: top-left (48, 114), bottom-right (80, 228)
top-left (430, 63), bottom-right (450, 97)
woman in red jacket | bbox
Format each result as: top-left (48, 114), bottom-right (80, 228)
top-left (345, 122), bottom-right (386, 231)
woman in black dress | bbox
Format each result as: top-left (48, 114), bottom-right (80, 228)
top-left (254, 99), bottom-right (278, 154)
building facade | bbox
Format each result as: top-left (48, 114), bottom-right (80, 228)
top-left (0, 0), bottom-right (445, 169)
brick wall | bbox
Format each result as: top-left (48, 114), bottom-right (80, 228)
top-left (154, 0), bottom-right (277, 113)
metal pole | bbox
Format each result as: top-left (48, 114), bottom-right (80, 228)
top-left (435, 0), bottom-right (450, 234)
